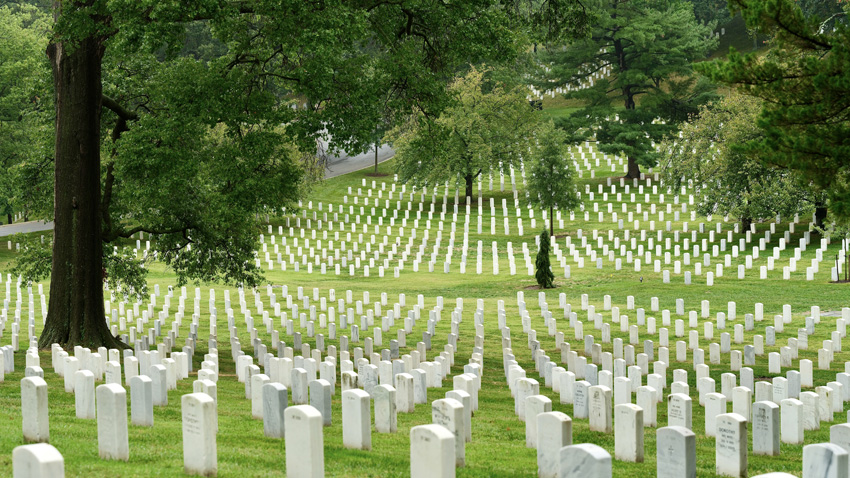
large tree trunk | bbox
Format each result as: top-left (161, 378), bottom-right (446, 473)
top-left (741, 216), bottom-right (752, 232)
top-left (374, 142), bottom-right (378, 173)
top-left (815, 204), bottom-right (827, 230)
top-left (465, 174), bottom-right (474, 203)
top-left (39, 36), bottom-right (121, 349)
top-left (6, 214), bottom-right (11, 225)
top-left (625, 156), bottom-right (641, 179)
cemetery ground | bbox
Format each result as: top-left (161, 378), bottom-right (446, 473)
top-left (0, 153), bottom-right (848, 477)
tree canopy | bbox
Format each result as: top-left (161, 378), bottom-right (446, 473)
top-left (526, 123), bottom-right (581, 235)
top-left (697, 0), bottom-right (850, 222)
top-left (390, 66), bottom-right (543, 200)
top-left (6, 0), bottom-right (591, 347)
top-left (0, 6), bottom-right (52, 225)
top-left (538, 0), bottom-right (718, 178)
top-left (661, 92), bottom-right (822, 230)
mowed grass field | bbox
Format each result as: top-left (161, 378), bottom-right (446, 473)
top-left (0, 148), bottom-right (846, 477)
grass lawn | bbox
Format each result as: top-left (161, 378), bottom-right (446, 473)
top-left (0, 146), bottom-right (846, 477)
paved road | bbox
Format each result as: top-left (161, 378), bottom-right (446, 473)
top-left (0, 143), bottom-right (396, 238)
top-left (0, 220), bottom-right (53, 238)
top-left (323, 142), bottom-right (395, 179)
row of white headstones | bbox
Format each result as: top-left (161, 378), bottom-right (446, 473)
top-left (10, 288), bottom-right (486, 477)
top-left (8, 289), bottom-right (850, 477)
top-left (242, 173), bottom-right (840, 281)
top-left (499, 290), bottom-right (850, 477)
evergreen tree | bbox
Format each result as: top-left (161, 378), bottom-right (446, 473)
top-left (536, 229), bottom-right (555, 288)
top-left (697, 0), bottom-right (850, 222)
top-left (538, 0), bottom-right (718, 178)
top-left (526, 123), bottom-right (581, 236)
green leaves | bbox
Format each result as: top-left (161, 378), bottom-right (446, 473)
top-left (537, 0), bottom-right (717, 172)
top-left (661, 92), bottom-right (816, 227)
top-left (697, 0), bottom-right (850, 223)
top-left (535, 228), bottom-right (555, 288)
top-left (391, 65), bottom-right (543, 196)
top-left (526, 121), bottom-right (580, 230)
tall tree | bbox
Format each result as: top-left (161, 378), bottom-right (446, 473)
top-left (35, 0), bottom-right (590, 348)
top-left (538, 0), bottom-right (718, 178)
top-left (391, 66), bottom-right (542, 201)
top-left (661, 92), bottom-right (821, 230)
top-left (526, 123), bottom-right (581, 235)
top-left (697, 0), bottom-right (850, 222)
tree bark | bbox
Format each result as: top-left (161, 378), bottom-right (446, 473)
top-left (465, 174), bottom-right (474, 202)
top-left (39, 36), bottom-right (122, 349)
top-left (6, 214), bottom-right (11, 225)
top-left (815, 204), bottom-right (827, 230)
top-left (741, 216), bottom-right (752, 232)
top-left (625, 156), bottom-right (641, 179)
top-left (549, 205), bottom-right (554, 236)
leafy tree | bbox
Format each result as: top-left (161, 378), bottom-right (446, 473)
top-left (535, 229), bottom-right (555, 288)
top-left (0, 5), bottom-right (52, 225)
top-left (697, 0), bottom-right (850, 222)
top-left (687, 0), bottom-right (731, 26)
top-left (26, 0), bottom-right (589, 348)
top-left (526, 123), bottom-right (581, 235)
top-left (391, 66), bottom-right (544, 200)
top-left (538, 0), bottom-right (718, 178)
top-left (661, 92), bottom-right (821, 230)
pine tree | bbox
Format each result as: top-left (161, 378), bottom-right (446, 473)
top-left (696, 0), bottom-right (850, 222)
top-left (536, 229), bottom-right (555, 288)
top-left (537, 0), bottom-right (718, 178)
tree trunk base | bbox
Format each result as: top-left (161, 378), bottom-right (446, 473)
top-left (625, 157), bottom-right (641, 179)
top-left (815, 206), bottom-right (828, 230)
top-left (37, 316), bottom-right (129, 350)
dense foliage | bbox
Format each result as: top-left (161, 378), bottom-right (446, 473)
top-left (526, 123), bottom-right (581, 235)
top-left (662, 93), bottom-right (822, 230)
top-left (391, 66), bottom-right (543, 200)
top-left (538, 0), bottom-right (718, 178)
top-left (697, 0), bottom-right (850, 223)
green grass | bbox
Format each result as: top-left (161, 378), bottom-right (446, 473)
top-left (0, 147), bottom-right (846, 477)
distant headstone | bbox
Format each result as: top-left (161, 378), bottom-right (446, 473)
top-left (667, 393), bottom-right (692, 430)
top-left (589, 385), bottom-right (612, 433)
top-left (781, 399), bottom-right (804, 444)
top-left (614, 403), bottom-right (644, 462)
top-left (262, 382), bottom-right (287, 439)
top-left (374, 384), bottom-right (397, 433)
top-left (753, 401), bottom-right (780, 456)
top-left (129, 375), bottom-right (154, 427)
top-left (432, 398), bottom-right (465, 467)
top-left (309, 379), bottom-right (333, 427)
